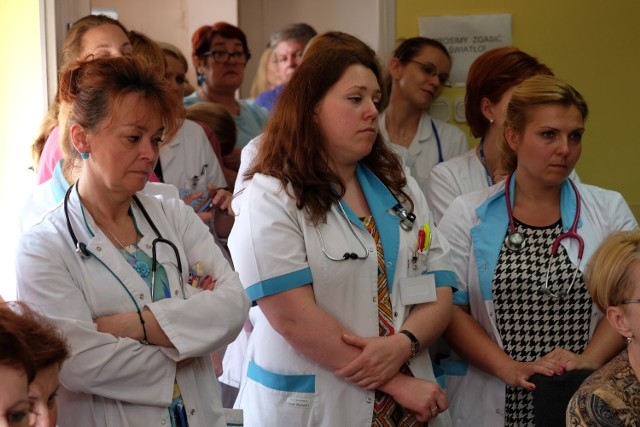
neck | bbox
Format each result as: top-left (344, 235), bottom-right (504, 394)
top-left (76, 175), bottom-right (133, 231)
top-left (476, 127), bottom-right (502, 178)
top-left (384, 96), bottom-right (422, 148)
top-left (198, 85), bottom-right (239, 115)
top-left (628, 343), bottom-right (640, 383)
top-left (511, 172), bottom-right (562, 226)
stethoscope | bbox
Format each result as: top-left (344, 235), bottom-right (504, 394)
top-left (64, 184), bottom-right (185, 303)
top-left (316, 198), bottom-right (416, 261)
top-left (504, 173), bottom-right (585, 297)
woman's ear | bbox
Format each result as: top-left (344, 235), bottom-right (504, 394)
top-left (607, 306), bottom-right (632, 339)
top-left (388, 57), bottom-right (403, 81)
top-left (70, 124), bottom-right (89, 155)
top-left (504, 126), bottom-right (520, 152)
top-left (480, 97), bottom-right (495, 123)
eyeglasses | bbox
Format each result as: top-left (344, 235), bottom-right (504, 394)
top-left (202, 50), bottom-right (248, 64)
top-left (622, 299), bottom-right (640, 304)
top-left (408, 60), bottom-right (451, 87)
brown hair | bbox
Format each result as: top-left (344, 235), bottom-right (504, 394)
top-left (248, 36), bottom-right (410, 224)
top-left (500, 74), bottom-right (588, 174)
top-left (32, 15), bottom-right (130, 166)
top-left (128, 30), bottom-right (166, 75)
top-left (465, 47), bottom-right (553, 139)
top-left (57, 56), bottom-right (184, 180)
top-left (2, 302), bottom-right (69, 372)
top-left (191, 21), bottom-right (251, 64)
top-left (186, 102), bottom-right (237, 156)
top-left (585, 230), bottom-right (640, 312)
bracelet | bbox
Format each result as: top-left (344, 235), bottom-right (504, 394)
top-left (137, 310), bottom-right (149, 345)
top-left (398, 329), bottom-right (420, 357)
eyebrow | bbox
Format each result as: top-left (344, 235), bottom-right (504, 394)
top-left (211, 41), bottom-right (243, 48)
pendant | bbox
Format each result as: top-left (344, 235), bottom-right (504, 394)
top-left (134, 260), bottom-right (150, 278)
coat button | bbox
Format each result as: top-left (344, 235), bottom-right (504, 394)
top-left (96, 246), bottom-right (102, 252)
top-left (190, 409), bottom-right (196, 415)
top-left (372, 297), bottom-right (377, 302)
top-left (161, 420), bottom-right (166, 425)
top-left (139, 293), bottom-right (144, 300)
top-left (174, 289), bottom-right (179, 296)
top-left (366, 397), bottom-right (372, 404)
top-left (387, 261), bottom-right (392, 267)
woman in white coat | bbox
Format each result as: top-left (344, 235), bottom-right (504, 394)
top-left (379, 37), bottom-right (468, 192)
top-left (438, 75), bottom-right (638, 427)
top-left (228, 36), bottom-right (457, 426)
top-left (15, 57), bottom-right (250, 427)
top-left (425, 47), bottom-right (554, 224)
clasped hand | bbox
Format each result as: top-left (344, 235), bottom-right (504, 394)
top-left (500, 348), bottom-right (598, 390)
top-left (334, 333), bottom-right (410, 390)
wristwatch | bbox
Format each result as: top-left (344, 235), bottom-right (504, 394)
top-left (398, 329), bottom-right (420, 357)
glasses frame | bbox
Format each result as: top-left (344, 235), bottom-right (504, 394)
top-left (621, 299), bottom-right (640, 304)
top-left (408, 60), bottom-right (451, 87)
top-left (201, 50), bottom-right (248, 64)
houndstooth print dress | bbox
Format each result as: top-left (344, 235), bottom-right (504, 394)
top-left (492, 218), bottom-right (591, 426)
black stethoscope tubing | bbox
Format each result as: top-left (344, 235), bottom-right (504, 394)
top-left (64, 184), bottom-right (185, 299)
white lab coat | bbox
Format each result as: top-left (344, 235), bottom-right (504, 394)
top-left (378, 110), bottom-right (468, 193)
top-left (15, 188), bottom-right (250, 427)
top-left (159, 119), bottom-right (227, 197)
top-left (228, 163), bottom-right (456, 427)
top-left (437, 177), bottom-right (638, 427)
top-left (425, 148), bottom-right (583, 224)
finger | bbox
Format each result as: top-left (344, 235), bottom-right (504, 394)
top-left (435, 393), bottom-right (448, 411)
top-left (199, 276), bottom-right (216, 291)
top-left (335, 357), bottom-right (363, 378)
top-left (341, 334), bottom-right (369, 348)
top-left (183, 191), bottom-right (204, 205)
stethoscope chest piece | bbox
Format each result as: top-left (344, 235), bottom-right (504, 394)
top-left (505, 231), bottom-right (526, 252)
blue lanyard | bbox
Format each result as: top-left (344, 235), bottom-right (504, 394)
top-left (478, 139), bottom-right (494, 186)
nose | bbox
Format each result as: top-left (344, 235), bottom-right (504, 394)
top-left (141, 138), bottom-right (160, 161)
top-left (557, 137), bottom-right (570, 155)
top-left (365, 98), bottom-right (379, 120)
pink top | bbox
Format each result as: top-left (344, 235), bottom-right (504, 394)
top-left (36, 126), bottom-right (61, 184)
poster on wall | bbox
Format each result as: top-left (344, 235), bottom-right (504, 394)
top-left (419, 14), bottom-right (512, 86)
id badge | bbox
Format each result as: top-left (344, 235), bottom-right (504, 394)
top-left (399, 274), bottom-right (437, 306)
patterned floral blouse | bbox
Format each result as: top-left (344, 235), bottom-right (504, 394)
top-left (566, 348), bottom-right (640, 426)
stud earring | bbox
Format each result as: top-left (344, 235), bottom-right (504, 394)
top-left (628, 337), bottom-right (633, 345)
top-left (489, 119), bottom-right (494, 125)
top-left (197, 74), bottom-right (205, 85)
top-left (80, 152), bottom-right (90, 160)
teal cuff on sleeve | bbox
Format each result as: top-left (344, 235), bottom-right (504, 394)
top-left (245, 267), bottom-right (312, 302)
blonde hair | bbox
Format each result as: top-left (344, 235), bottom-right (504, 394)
top-left (128, 30), bottom-right (166, 75)
top-left (186, 102), bottom-right (236, 156)
top-left (250, 46), bottom-right (277, 98)
top-left (585, 230), bottom-right (640, 313)
top-left (500, 74), bottom-right (589, 174)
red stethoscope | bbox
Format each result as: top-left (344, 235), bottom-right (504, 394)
top-left (504, 173), bottom-right (585, 298)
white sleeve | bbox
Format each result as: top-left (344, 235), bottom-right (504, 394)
top-left (16, 231), bottom-right (176, 405)
top-left (425, 163), bottom-right (461, 225)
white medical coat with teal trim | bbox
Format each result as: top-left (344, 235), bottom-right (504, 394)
top-left (228, 164), bottom-right (457, 427)
top-left (437, 177), bottom-right (638, 427)
top-left (16, 188), bottom-right (250, 427)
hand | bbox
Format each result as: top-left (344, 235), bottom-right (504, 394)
top-left (95, 312), bottom-right (143, 341)
top-left (198, 275), bottom-right (217, 291)
top-left (386, 375), bottom-right (448, 423)
top-left (542, 348), bottom-right (600, 372)
top-left (498, 357), bottom-right (565, 390)
top-left (209, 185), bottom-right (233, 215)
top-left (335, 334), bottom-right (408, 390)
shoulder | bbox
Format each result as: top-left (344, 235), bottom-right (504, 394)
top-left (239, 99), bottom-right (268, 121)
top-left (430, 149), bottom-right (476, 178)
top-left (425, 113), bottom-right (466, 138)
top-left (183, 92), bottom-right (202, 107)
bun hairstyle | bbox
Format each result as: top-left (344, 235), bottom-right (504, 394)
top-left (57, 56), bottom-right (183, 178)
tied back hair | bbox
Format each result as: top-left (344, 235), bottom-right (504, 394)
top-left (247, 45), bottom-right (412, 224)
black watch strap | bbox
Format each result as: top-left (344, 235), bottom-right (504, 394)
top-left (398, 329), bottom-right (420, 357)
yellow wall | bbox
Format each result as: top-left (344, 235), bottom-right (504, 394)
top-left (397, 0), bottom-right (640, 219)
top-left (0, 0), bottom-right (45, 299)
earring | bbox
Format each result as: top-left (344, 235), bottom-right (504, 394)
top-left (489, 119), bottom-right (494, 125)
top-left (197, 74), bottom-right (205, 85)
top-left (80, 152), bottom-right (90, 160)
top-left (628, 337), bottom-right (633, 345)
